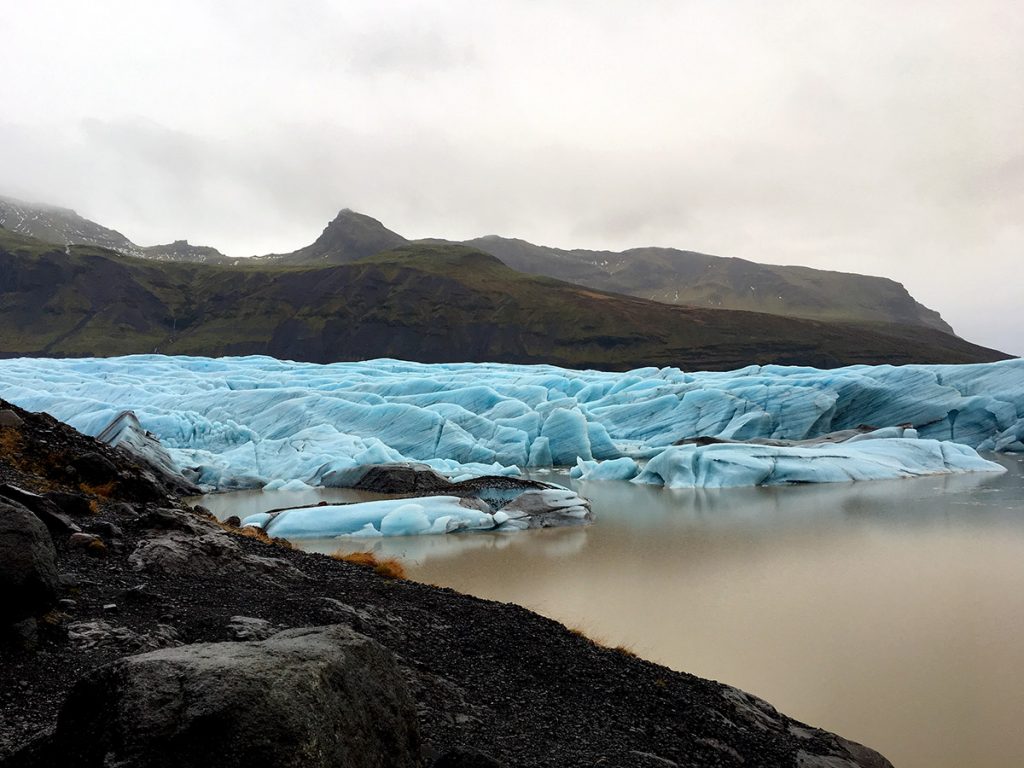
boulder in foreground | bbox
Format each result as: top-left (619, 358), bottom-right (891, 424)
top-left (27, 625), bottom-right (420, 768)
top-left (0, 500), bottom-right (59, 624)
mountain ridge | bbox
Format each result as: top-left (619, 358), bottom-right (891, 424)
top-left (0, 194), bottom-right (230, 264)
top-left (455, 236), bottom-right (954, 334)
top-left (1, 195), bottom-right (956, 335)
top-left (0, 229), bottom-right (1008, 370)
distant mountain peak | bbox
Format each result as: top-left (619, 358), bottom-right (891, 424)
top-left (327, 208), bottom-right (394, 228)
top-left (0, 194), bottom-right (139, 256)
top-left (0, 194), bottom-right (232, 264)
top-left (271, 208), bottom-right (407, 265)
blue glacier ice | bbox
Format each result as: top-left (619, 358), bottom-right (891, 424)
top-left (243, 496), bottom-right (501, 538)
top-left (242, 487), bottom-right (592, 538)
top-left (570, 457), bottom-right (641, 482)
top-left (633, 433), bottom-right (1003, 489)
top-left (0, 355), bottom-right (1020, 490)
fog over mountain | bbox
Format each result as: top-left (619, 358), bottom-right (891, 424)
top-left (1, 1), bottom-right (1021, 354)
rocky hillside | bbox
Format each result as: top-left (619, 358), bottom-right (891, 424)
top-left (460, 236), bottom-right (954, 333)
top-left (258, 208), bottom-right (408, 265)
top-left (0, 398), bottom-right (893, 767)
top-left (2, 194), bottom-right (953, 332)
top-left (266, 211), bottom-right (954, 333)
top-left (0, 230), bottom-right (1008, 369)
top-left (0, 196), bottom-right (229, 264)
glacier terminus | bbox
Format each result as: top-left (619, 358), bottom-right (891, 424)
top-left (0, 356), bottom-right (1019, 506)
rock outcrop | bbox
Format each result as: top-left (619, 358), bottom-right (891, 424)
top-left (30, 625), bottom-right (420, 768)
top-left (128, 530), bottom-right (304, 581)
top-left (0, 500), bottom-right (59, 624)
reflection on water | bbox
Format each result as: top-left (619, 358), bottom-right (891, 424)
top-left (201, 455), bottom-right (1024, 768)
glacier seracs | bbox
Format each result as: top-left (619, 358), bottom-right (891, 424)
top-left (0, 355), bottom-right (1020, 491)
top-left (632, 433), bottom-right (1003, 488)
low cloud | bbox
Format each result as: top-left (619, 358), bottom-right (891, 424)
top-left (1, 0), bottom-right (1021, 353)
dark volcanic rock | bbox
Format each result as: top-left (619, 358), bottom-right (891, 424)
top-left (66, 620), bottom-right (181, 653)
top-left (68, 451), bottom-right (119, 481)
top-left (225, 616), bottom-right (279, 641)
top-left (432, 747), bottom-right (506, 768)
top-left (67, 532), bottom-right (106, 556)
top-left (0, 500), bottom-right (59, 624)
top-left (333, 462), bottom-right (454, 492)
top-left (31, 625), bottom-right (420, 768)
top-left (0, 399), bottom-right (187, 505)
top-left (341, 463), bottom-right (549, 496)
top-left (128, 531), bottom-right (304, 581)
top-left (0, 485), bottom-right (81, 535)
top-left (39, 491), bottom-right (92, 518)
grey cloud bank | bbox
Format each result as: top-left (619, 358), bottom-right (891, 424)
top-left (1, 0), bottom-right (1021, 355)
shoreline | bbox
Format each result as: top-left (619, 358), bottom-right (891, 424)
top-left (0, 398), bottom-right (892, 767)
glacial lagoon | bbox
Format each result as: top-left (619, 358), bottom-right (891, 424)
top-left (202, 452), bottom-right (1024, 768)
top-left (7, 354), bottom-right (1024, 765)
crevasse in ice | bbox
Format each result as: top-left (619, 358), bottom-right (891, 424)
top-left (0, 355), bottom-right (1019, 490)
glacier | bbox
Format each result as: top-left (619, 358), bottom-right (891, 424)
top-left (632, 433), bottom-right (1003, 489)
top-left (0, 355), bottom-right (1020, 491)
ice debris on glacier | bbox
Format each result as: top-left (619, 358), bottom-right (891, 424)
top-left (0, 355), bottom-right (1020, 491)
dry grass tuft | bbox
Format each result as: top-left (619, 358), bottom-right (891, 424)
top-left (79, 480), bottom-right (118, 499)
top-left (0, 427), bottom-right (22, 456)
top-left (331, 550), bottom-right (375, 566)
top-left (232, 524), bottom-right (272, 542)
top-left (567, 624), bottom-right (606, 647)
top-left (331, 550), bottom-right (406, 580)
top-left (567, 624), bottom-right (640, 659)
top-left (372, 557), bottom-right (406, 580)
top-left (218, 521), bottom-right (294, 550)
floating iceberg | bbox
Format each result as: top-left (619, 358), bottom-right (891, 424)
top-left (570, 457), bottom-right (640, 482)
top-left (243, 497), bottom-right (498, 538)
top-left (0, 355), bottom-right (1020, 491)
top-left (243, 483), bottom-right (593, 538)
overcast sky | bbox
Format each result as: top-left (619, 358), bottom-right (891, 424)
top-left (2, 1), bottom-right (1021, 354)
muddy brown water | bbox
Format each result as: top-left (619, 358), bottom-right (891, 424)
top-left (199, 453), bottom-right (1024, 768)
